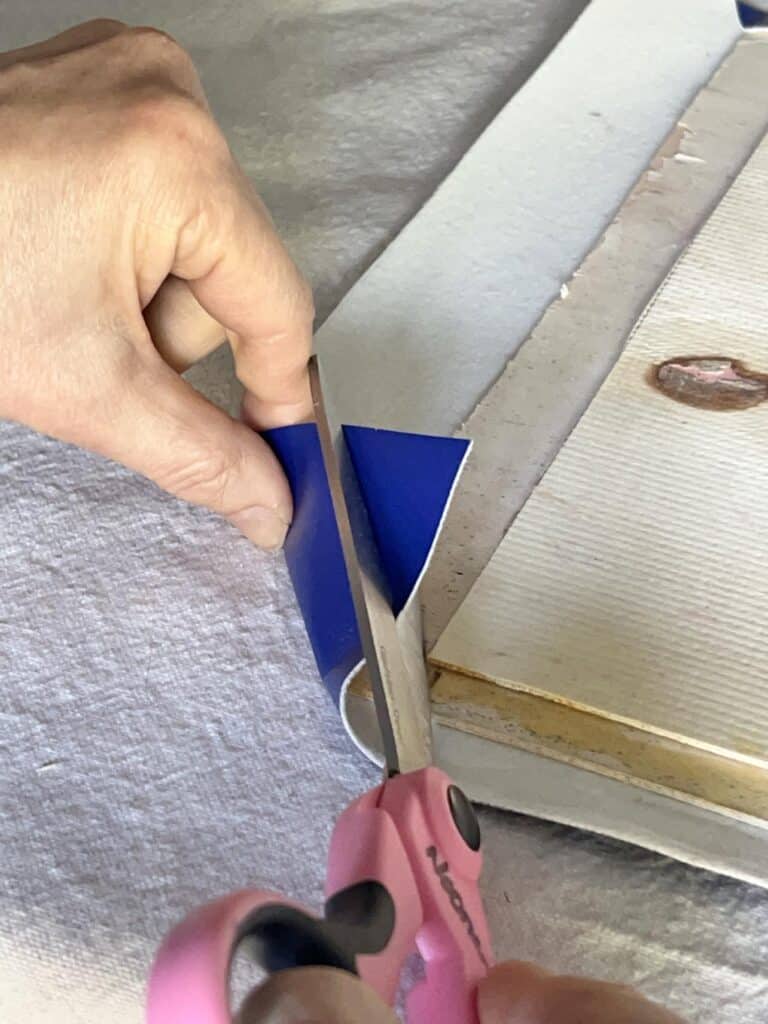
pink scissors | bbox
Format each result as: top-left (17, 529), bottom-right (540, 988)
top-left (147, 357), bottom-right (493, 1024)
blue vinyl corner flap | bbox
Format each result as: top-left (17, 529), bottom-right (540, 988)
top-left (265, 423), bottom-right (469, 704)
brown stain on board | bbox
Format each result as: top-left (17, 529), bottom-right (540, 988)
top-left (650, 356), bottom-right (768, 410)
top-left (348, 667), bottom-right (768, 824)
top-left (429, 670), bottom-right (768, 826)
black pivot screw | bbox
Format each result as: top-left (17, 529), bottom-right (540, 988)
top-left (447, 784), bottom-right (481, 852)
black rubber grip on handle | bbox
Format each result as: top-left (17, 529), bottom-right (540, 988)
top-left (239, 880), bottom-right (395, 977)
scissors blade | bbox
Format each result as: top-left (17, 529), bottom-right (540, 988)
top-left (309, 355), bottom-right (432, 776)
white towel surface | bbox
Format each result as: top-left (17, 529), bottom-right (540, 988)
top-left (1, 3), bottom-right (766, 1023)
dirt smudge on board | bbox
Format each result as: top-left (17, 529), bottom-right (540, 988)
top-left (649, 356), bottom-right (768, 410)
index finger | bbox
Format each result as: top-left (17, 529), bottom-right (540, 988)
top-left (172, 158), bottom-right (314, 429)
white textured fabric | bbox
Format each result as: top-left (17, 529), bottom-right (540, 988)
top-left (1, 3), bottom-right (766, 1024)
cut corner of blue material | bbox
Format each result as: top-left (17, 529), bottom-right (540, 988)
top-left (737, 2), bottom-right (768, 27)
top-left (265, 422), bottom-right (469, 706)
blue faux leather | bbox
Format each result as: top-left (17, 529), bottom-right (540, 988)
top-left (265, 423), bottom-right (469, 704)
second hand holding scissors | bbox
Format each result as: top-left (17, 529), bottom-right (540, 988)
top-left (147, 357), bottom-right (493, 1024)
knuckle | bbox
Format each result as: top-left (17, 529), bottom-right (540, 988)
top-left (126, 87), bottom-right (197, 132)
top-left (117, 45), bottom-right (223, 163)
top-left (123, 89), bottom-right (214, 163)
top-left (295, 277), bottom-right (316, 324)
top-left (131, 26), bottom-right (193, 69)
top-left (118, 27), bottom-right (209, 134)
top-left (159, 446), bottom-right (242, 509)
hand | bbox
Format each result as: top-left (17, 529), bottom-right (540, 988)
top-left (0, 20), bottom-right (314, 548)
top-left (235, 962), bottom-right (687, 1023)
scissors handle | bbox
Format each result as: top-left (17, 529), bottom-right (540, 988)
top-left (147, 889), bottom-right (325, 1024)
top-left (147, 884), bottom-right (397, 1024)
top-left (146, 769), bottom-right (491, 1024)
top-left (327, 766), bottom-right (492, 1024)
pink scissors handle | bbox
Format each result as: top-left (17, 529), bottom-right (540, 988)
top-left (327, 766), bottom-right (491, 1023)
top-left (147, 768), bottom-right (491, 1024)
top-left (147, 890), bottom-right (295, 1024)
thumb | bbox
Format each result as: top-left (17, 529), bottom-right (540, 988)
top-left (94, 356), bottom-right (292, 548)
top-left (477, 962), bottom-right (688, 1024)
top-left (236, 967), bottom-right (399, 1024)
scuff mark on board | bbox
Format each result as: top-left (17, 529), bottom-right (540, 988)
top-left (674, 152), bottom-right (706, 165)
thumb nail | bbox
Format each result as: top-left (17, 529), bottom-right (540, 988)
top-left (228, 505), bottom-right (290, 549)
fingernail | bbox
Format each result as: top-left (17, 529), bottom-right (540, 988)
top-left (229, 505), bottom-right (290, 549)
